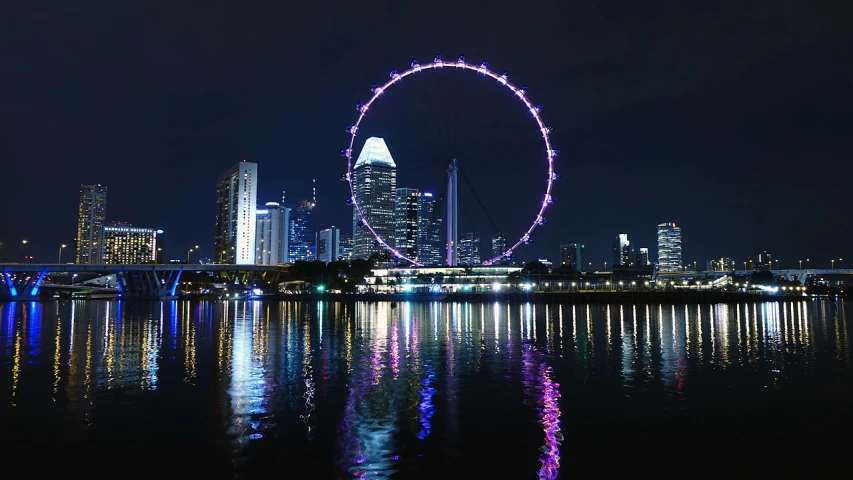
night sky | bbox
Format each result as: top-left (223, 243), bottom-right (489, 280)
top-left (2, 1), bottom-right (851, 268)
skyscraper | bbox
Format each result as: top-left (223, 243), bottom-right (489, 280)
top-left (288, 200), bottom-right (315, 262)
top-left (612, 233), bottom-right (634, 267)
top-left (458, 232), bottom-right (480, 265)
top-left (657, 222), bottom-right (683, 273)
top-left (491, 232), bottom-right (507, 264)
top-left (417, 192), bottom-right (443, 266)
top-left (103, 223), bottom-right (158, 264)
top-left (636, 247), bottom-right (650, 266)
top-left (395, 188), bottom-right (419, 260)
top-left (316, 227), bottom-right (341, 264)
top-left (215, 161), bottom-right (258, 265)
top-left (352, 137), bottom-right (396, 260)
top-left (339, 232), bottom-right (353, 261)
top-left (255, 202), bottom-right (289, 265)
top-left (76, 184), bottom-right (108, 264)
top-left (560, 243), bottom-right (584, 271)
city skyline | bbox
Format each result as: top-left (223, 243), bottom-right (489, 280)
top-left (2, 3), bottom-right (851, 267)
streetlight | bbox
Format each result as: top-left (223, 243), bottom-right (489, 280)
top-left (799, 260), bottom-right (802, 270)
top-left (807, 258), bottom-right (810, 269)
top-left (187, 245), bottom-right (199, 263)
top-left (22, 239), bottom-right (29, 263)
top-left (58, 244), bottom-right (67, 263)
top-left (832, 259), bottom-right (835, 269)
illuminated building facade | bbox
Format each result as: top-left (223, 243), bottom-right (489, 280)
top-left (255, 202), bottom-right (289, 265)
top-left (288, 200), bottom-right (314, 262)
top-left (417, 192), bottom-right (443, 266)
top-left (636, 247), bottom-right (650, 266)
top-left (459, 232), bottom-right (480, 265)
top-left (491, 232), bottom-right (507, 265)
top-left (103, 223), bottom-right (157, 264)
top-left (613, 233), bottom-right (634, 267)
top-left (395, 188), bottom-right (420, 260)
top-left (657, 222), bottom-right (683, 273)
top-left (76, 184), bottom-right (108, 264)
top-left (316, 227), bottom-right (341, 264)
top-left (352, 137), bottom-right (396, 260)
top-left (707, 257), bottom-right (736, 272)
top-left (560, 243), bottom-right (584, 271)
top-left (215, 161), bottom-right (258, 265)
top-left (339, 232), bottom-right (353, 261)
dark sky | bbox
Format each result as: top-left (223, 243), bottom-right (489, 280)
top-left (2, 0), bottom-right (851, 268)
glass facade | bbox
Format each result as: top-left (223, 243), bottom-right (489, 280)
top-left (215, 161), bottom-right (258, 265)
top-left (459, 232), bottom-right (480, 265)
top-left (491, 232), bottom-right (507, 265)
top-left (76, 184), bottom-right (108, 264)
top-left (288, 200), bottom-right (315, 262)
top-left (352, 137), bottom-right (396, 261)
top-left (559, 243), bottom-right (584, 271)
top-left (656, 222), bottom-right (683, 273)
top-left (417, 192), bottom-right (443, 266)
top-left (316, 227), bottom-right (341, 264)
top-left (395, 188), bottom-right (420, 260)
top-left (103, 224), bottom-right (157, 264)
top-left (255, 202), bottom-right (289, 265)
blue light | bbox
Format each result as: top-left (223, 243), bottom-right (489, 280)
top-left (423, 192), bottom-right (433, 197)
top-left (30, 270), bottom-right (46, 296)
top-left (4, 273), bottom-right (17, 297)
top-left (170, 269), bottom-right (184, 296)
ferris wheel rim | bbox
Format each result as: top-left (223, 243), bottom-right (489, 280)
top-left (344, 56), bottom-right (557, 266)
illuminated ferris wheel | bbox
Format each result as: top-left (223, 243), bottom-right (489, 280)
top-left (341, 55), bottom-right (558, 266)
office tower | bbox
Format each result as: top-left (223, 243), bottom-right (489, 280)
top-left (756, 251), bottom-right (773, 271)
top-left (75, 184), bottom-right (108, 264)
top-left (339, 232), bottom-right (353, 261)
top-left (707, 257), bottom-right (735, 272)
top-left (636, 247), bottom-right (650, 266)
top-left (657, 222), bottom-right (683, 273)
top-left (103, 223), bottom-right (158, 264)
top-left (560, 243), bottom-right (585, 271)
top-left (491, 232), bottom-right (508, 264)
top-left (394, 188), bottom-right (420, 260)
top-left (446, 159), bottom-right (458, 265)
top-left (214, 161), bottom-right (258, 265)
top-left (352, 137), bottom-right (396, 260)
top-left (458, 232), bottom-right (480, 265)
top-left (288, 200), bottom-right (315, 262)
top-left (411, 192), bottom-right (441, 266)
top-left (316, 227), bottom-right (341, 264)
top-left (612, 233), bottom-right (635, 267)
top-left (255, 202), bottom-right (289, 265)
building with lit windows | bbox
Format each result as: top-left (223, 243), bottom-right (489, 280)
top-left (214, 161), bottom-right (258, 265)
top-left (288, 200), bottom-right (314, 262)
top-left (76, 184), bottom-right (108, 264)
top-left (339, 232), bottom-right (353, 261)
top-left (613, 233), bottom-right (634, 267)
top-left (255, 202), bottom-right (289, 265)
top-left (459, 232), bottom-right (480, 265)
top-left (560, 243), bottom-right (585, 271)
top-left (352, 137), bottom-right (396, 260)
top-left (103, 223), bottom-right (158, 264)
top-left (316, 227), bottom-right (341, 264)
top-left (395, 188), bottom-right (420, 260)
top-left (636, 247), bottom-right (650, 266)
top-left (417, 192), bottom-right (443, 266)
top-left (707, 257), bottom-right (735, 272)
top-left (491, 232), bottom-right (508, 265)
top-left (656, 222), bottom-right (683, 273)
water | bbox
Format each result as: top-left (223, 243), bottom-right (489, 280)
top-left (1, 299), bottom-right (850, 476)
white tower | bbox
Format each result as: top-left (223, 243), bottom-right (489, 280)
top-left (446, 158), bottom-right (458, 266)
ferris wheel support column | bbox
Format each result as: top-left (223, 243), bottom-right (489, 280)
top-left (446, 158), bottom-right (459, 266)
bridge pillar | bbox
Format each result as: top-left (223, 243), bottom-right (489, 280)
top-left (117, 267), bottom-right (184, 298)
top-left (1, 270), bottom-right (46, 301)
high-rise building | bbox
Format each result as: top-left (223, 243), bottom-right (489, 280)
top-left (255, 202), bottom-right (289, 265)
top-left (707, 257), bottom-right (735, 272)
top-left (560, 243), bottom-right (585, 271)
top-left (459, 232), bottom-right (480, 265)
top-left (657, 222), bottom-right (683, 273)
top-left (352, 137), bottom-right (396, 260)
top-left (215, 161), bottom-right (258, 265)
top-left (417, 192), bottom-right (443, 266)
top-left (316, 227), bottom-right (341, 264)
top-left (339, 232), bottom-right (353, 261)
top-left (395, 188), bottom-right (419, 260)
top-left (636, 247), bottom-right (650, 266)
top-left (288, 200), bottom-right (315, 262)
top-left (756, 251), bottom-right (773, 271)
top-left (612, 233), bottom-right (634, 267)
top-left (103, 223), bottom-right (158, 264)
top-left (491, 232), bottom-right (508, 265)
top-left (75, 184), bottom-right (108, 264)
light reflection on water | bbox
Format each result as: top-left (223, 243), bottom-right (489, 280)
top-left (0, 299), bottom-right (850, 477)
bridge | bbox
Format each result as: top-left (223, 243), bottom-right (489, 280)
top-left (657, 269), bottom-right (853, 285)
top-left (1, 263), bottom-right (289, 300)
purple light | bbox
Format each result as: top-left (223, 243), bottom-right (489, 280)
top-left (345, 58), bottom-right (556, 266)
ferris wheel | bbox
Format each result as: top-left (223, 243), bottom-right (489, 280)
top-left (342, 55), bottom-right (558, 266)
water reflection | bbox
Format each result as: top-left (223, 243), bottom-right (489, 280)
top-left (0, 299), bottom-right (850, 476)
